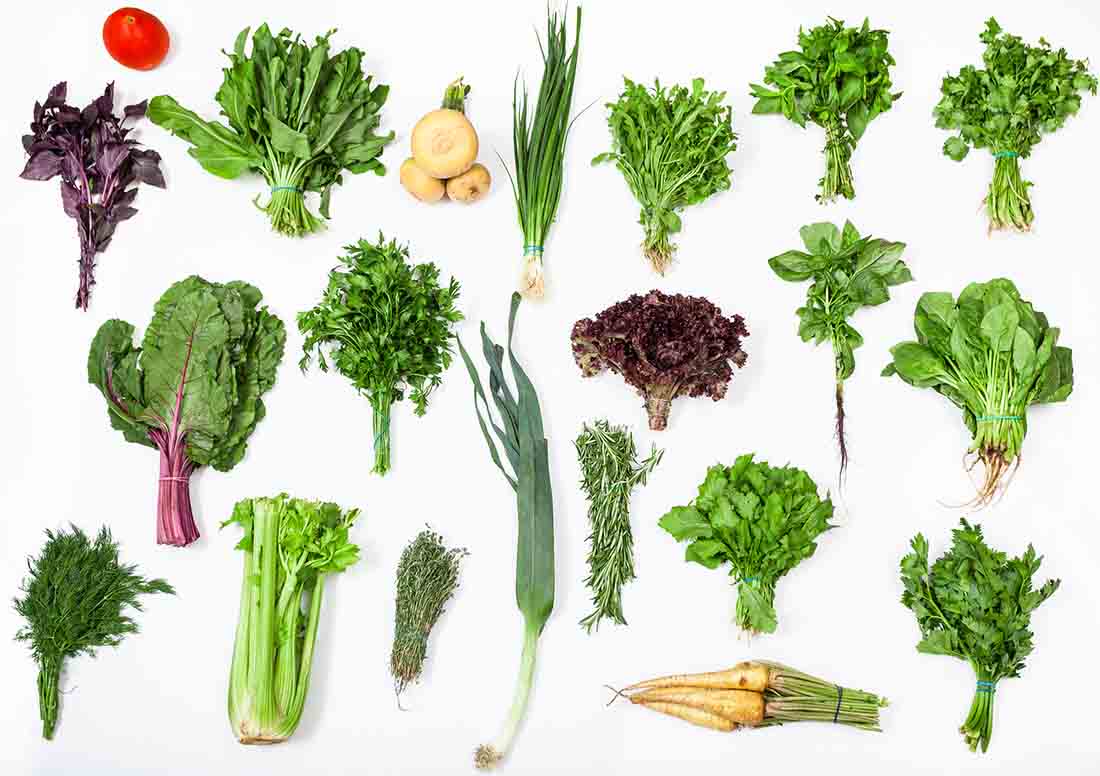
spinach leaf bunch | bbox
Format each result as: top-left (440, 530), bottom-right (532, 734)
top-left (659, 454), bottom-right (833, 635)
top-left (934, 18), bottom-right (1097, 232)
top-left (298, 235), bottom-right (462, 476)
top-left (593, 77), bottom-right (737, 274)
top-left (14, 525), bottom-right (174, 740)
top-left (751, 17), bottom-right (901, 202)
top-left (769, 221), bottom-right (910, 478)
top-left (148, 24), bottom-right (394, 237)
top-left (883, 279), bottom-right (1072, 506)
top-left (900, 520), bottom-right (1059, 753)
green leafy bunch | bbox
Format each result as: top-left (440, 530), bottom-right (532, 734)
top-left (883, 278), bottom-right (1072, 506)
top-left (14, 525), bottom-right (174, 740)
top-left (769, 221), bottom-right (910, 477)
top-left (224, 494), bottom-right (361, 744)
top-left (934, 18), bottom-right (1097, 232)
top-left (751, 17), bottom-right (901, 202)
top-left (148, 24), bottom-right (394, 236)
top-left (298, 235), bottom-right (462, 476)
top-left (900, 520), bottom-right (1059, 753)
top-left (658, 454), bottom-right (833, 635)
top-left (593, 77), bottom-right (737, 274)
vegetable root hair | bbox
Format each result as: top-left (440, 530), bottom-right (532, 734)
top-left (961, 448), bottom-right (1020, 509)
top-left (835, 381), bottom-right (848, 482)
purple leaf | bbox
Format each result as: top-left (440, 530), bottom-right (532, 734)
top-left (95, 83), bottom-right (115, 117)
top-left (124, 100), bottom-right (148, 119)
top-left (113, 187), bottom-right (138, 207)
top-left (97, 142), bottom-right (129, 178)
top-left (20, 150), bottom-right (63, 180)
top-left (109, 205), bottom-right (139, 223)
top-left (60, 181), bottom-right (83, 218)
top-left (132, 156), bottom-right (166, 188)
top-left (56, 106), bottom-right (82, 124)
top-left (45, 82), bottom-right (68, 108)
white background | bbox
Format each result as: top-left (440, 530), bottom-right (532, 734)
top-left (2, 1), bottom-right (1098, 774)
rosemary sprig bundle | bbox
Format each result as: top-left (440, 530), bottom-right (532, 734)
top-left (390, 528), bottom-right (467, 698)
top-left (576, 420), bottom-right (662, 633)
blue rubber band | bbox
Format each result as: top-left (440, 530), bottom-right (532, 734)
top-left (271, 185), bottom-right (303, 194)
top-left (523, 245), bottom-right (544, 255)
top-left (993, 151), bottom-right (1019, 159)
top-left (977, 415), bottom-right (1021, 422)
top-left (975, 680), bottom-right (995, 693)
top-left (739, 576), bottom-right (758, 585)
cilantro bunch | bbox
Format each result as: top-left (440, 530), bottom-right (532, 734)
top-left (934, 18), bottom-right (1097, 232)
top-left (900, 520), bottom-right (1059, 753)
top-left (751, 18), bottom-right (901, 202)
top-left (593, 77), bottom-right (737, 274)
top-left (298, 235), bottom-right (462, 476)
top-left (659, 454), bottom-right (834, 635)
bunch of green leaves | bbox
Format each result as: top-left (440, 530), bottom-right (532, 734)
top-left (934, 18), bottom-right (1097, 232)
top-left (575, 419), bottom-right (662, 633)
top-left (148, 24), bottom-right (393, 236)
top-left (769, 221), bottom-right (910, 477)
top-left (883, 278), bottom-right (1072, 505)
top-left (88, 276), bottom-right (286, 546)
top-left (14, 525), bottom-right (174, 740)
top-left (391, 528), bottom-right (467, 698)
top-left (224, 494), bottom-right (361, 744)
top-left (458, 294), bottom-right (554, 770)
top-left (658, 454), bottom-right (833, 635)
top-left (593, 77), bottom-right (737, 274)
top-left (298, 235), bottom-right (462, 476)
top-left (900, 520), bottom-right (1059, 752)
top-left (751, 17), bottom-right (901, 202)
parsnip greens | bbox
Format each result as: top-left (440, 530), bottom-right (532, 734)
top-left (594, 78), bottom-right (736, 273)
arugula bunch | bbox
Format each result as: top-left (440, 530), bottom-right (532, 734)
top-left (883, 279), bottom-right (1072, 506)
top-left (298, 235), bottom-right (462, 476)
top-left (14, 525), bottom-right (174, 739)
top-left (900, 520), bottom-right (1059, 753)
top-left (659, 454), bottom-right (833, 635)
top-left (149, 24), bottom-right (393, 236)
top-left (934, 18), bottom-right (1097, 232)
top-left (769, 221), bottom-right (910, 477)
top-left (593, 78), bottom-right (737, 273)
top-left (751, 18), bottom-right (901, 202)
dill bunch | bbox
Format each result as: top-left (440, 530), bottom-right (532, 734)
top-left (390, 528), bottom-right (467, 698)
top-left (13, 525), bottom-right (174, 739)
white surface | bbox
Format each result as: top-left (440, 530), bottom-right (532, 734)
top-left (2, 0), bottom-right (1099, 773)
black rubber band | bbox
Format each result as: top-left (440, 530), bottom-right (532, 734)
top-left (833, 686), bottom-right (844, 723)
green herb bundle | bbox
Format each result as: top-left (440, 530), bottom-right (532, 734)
top-left (934, 18), bottom-right (1097, 232)
top-left (14, 525), bottom-right (174, 740)
top-left (900, 520), bottom-right (1059, 753)
top-left (149, 24), bottom-right (394, 236)
top-left (883, 279), bottom-right (1072, 505)
top-left (575, 420), bottom-right (662, 633)
top-left (298, 235), bottom-right (462, 476)
top-left (658, 454), bottom-right (833, 635)
top-left (458, 294), bottom-right (554, 769)
top-left (391, 528), bottom-right (467, 698)
top-left (509, 7), bottom-right (582, 299)
top-left (751, 18), bottom-right (901, 202)
top-left (593, 78), bottom-right (737, 274)
top-left (769, 221), bottom-right (910, 478)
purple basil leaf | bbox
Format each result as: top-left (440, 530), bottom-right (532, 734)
top-left (57, 106), bottom-right (82, 124)
top-left (97, 142), bottom-right (129, 178)
top-left (20, 151), bottom-right (63, 180)
top-left (132, 157), bottom-right (166, 188)
top-left (45, 82), bottom-right (68, 108)
top-left (22, 134), bottom-right (35, 152)
top-left (113, 187), bottom-right (138, 207)
top-left (109, 205), bottom-right (139, 223)
top-left (124, 100), bottom-right (148, 119)
top-left (60, 181), bottom-right (83, 218)
top-left (96, 83), bottom-right (115, 117)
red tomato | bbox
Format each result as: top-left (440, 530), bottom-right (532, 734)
top-left (102, 8), bottom-right (170, 71)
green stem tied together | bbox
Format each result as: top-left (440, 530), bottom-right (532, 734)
top-left (38, 656), bottom-right (61, 740)
top-left (819, 119), bottom-right (855, 202)
top-left (372, 397), bottom-right (392, 476)
top-left (962, 674), bottom-right (998, 752)
top-left (986, 153), bottom-right (1033, 232)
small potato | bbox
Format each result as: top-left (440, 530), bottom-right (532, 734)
top-left (446, 163), bottom-right (491, 204)
top-left (401, 158), bottom-right (445, 203)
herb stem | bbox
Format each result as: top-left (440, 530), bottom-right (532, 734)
top-left (372, 395), bottom-right (393, 475)
top-left (38, 656), bottom-right (62, 740)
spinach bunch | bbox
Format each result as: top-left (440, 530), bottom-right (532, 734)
top-left (900, 520), bottom-right (1059, 753)
top-left (751, 17), bottom-right (900, 202)
top-left (659, 454), bottom-right (833, 635)
top-left (769, 221), bottom-right (910, 478)
top-left (148, 24), bottom-right (393, 237)
top-left (883, 278), bottom-right (1072, 506)
top-left (298, 235), bottom-right (462, 476)
top-left (934, 18), bottom-right (1097, 232)
top-left (593, 77), bottom-right (737, 274)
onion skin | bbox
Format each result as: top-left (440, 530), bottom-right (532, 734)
top-left (411, 110), bottom-right (478, 179)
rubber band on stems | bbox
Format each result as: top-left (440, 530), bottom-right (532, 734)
top-left (977, 415), bottom-right (1020, 422)
top-left (992, 151), bottom-right (1019, 159)
top-left (159, 477), bottom-right (189, 482)
top-left (270, 185), bottom-right (303, 194)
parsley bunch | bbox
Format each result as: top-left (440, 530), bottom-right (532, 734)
top-left (934, 18), bottom-right (1097, 232)
top-left (751, 18), bottom-right (901, 202)
top-left (900, 520), bottom-right (1059, 753)
top-left (593, 78), bottom-right (737, 273)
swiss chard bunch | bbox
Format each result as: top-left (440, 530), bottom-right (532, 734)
top-left (659, 454), bottom-right (834, 635)
top-left (148, 24), bottom-right (393, 237)
top-left (934, 18), bottom-right (1097, 232)
top-left (19, 82), bottom-right (165, 310)
top-left (88, 277), bottom-right (286, 546)
top-left (769, 221), bottom-right (910, 478)
top-left (751, 18), bottom-right (901, 202)
top-left (298, 235), bottom-right (462, 476)
top-left (593, 77), bottom-right (737, 274)
top-left (900, 520), bottom-right (1059, 753)
top-left (883, 279), bottom-right (1072, 506)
